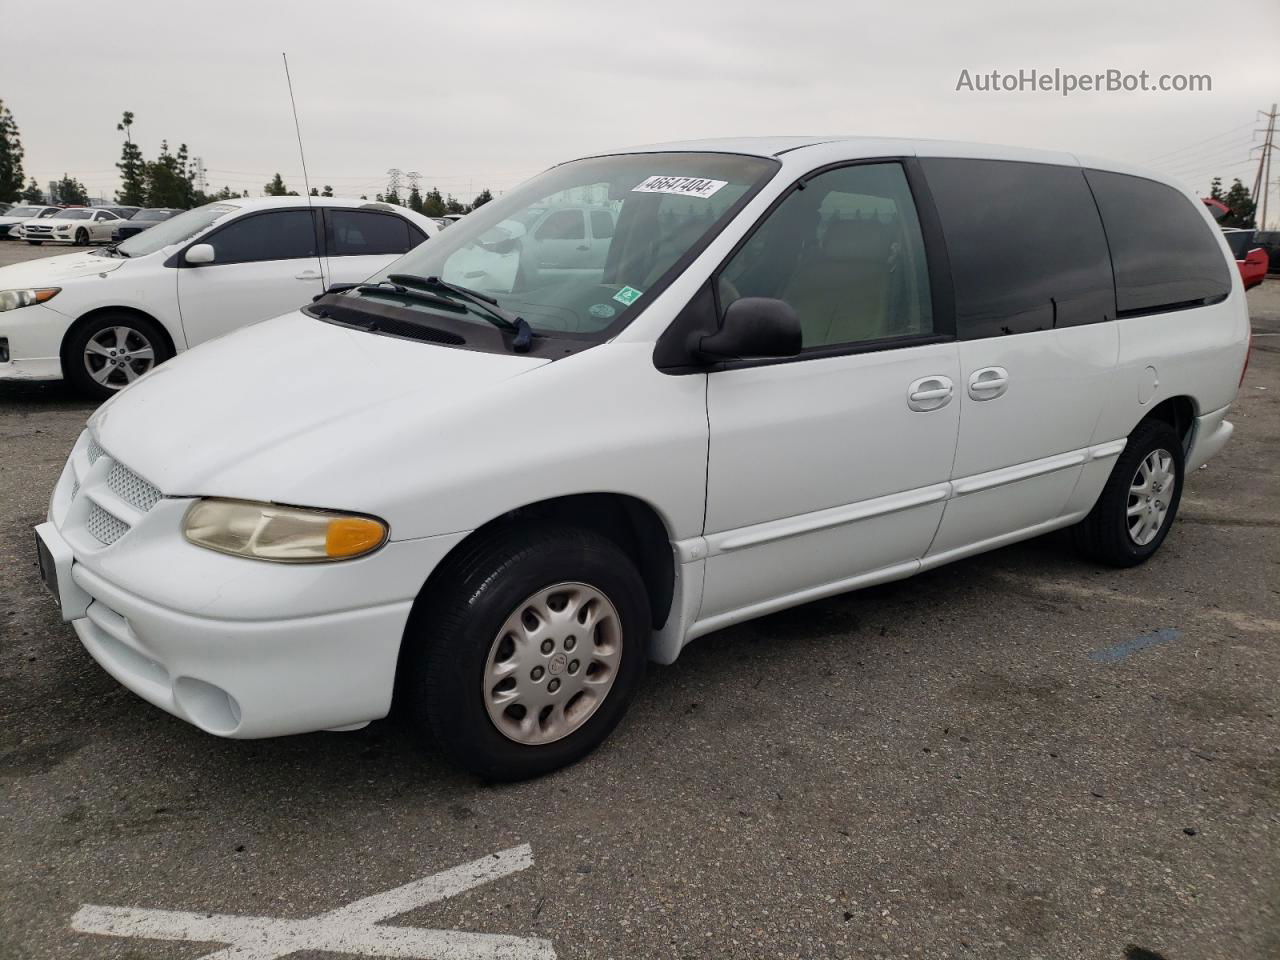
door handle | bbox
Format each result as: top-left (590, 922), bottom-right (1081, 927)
top-left (907, 375), bottom-right (954, 412)
top-left (295, 270), bottom-right (321, 280)
top-left (968, 366), bottom-right (1010, 400)
top-left (576, 244), bottom-right (590, 251)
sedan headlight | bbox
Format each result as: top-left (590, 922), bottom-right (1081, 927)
top-left (0, 288), bottom-right (60, 312)
top-left (183, 499), bottom-right (389, 563)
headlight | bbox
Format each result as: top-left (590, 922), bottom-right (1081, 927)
top-left (183, 498), bottom-right (388, 563)
top-left (0, 288), bottom-right (60, 312)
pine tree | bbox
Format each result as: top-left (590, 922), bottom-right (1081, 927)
top-left (444, 194), bottom-right (465, 214)
top-left (1209, 176), bottom-right (1224, 201)
top-left (422, 187), bottom-right (445, 217)
top-left (408, 186), bottom-right (424, 212)
top-left (384, 188), bottom-right (401, 206)
top-left (0, 99), bottom-right (25, 201)
top-left (53, 174), bottom-right (89, 206)
top-left (146, 141), bottom-right (195, 207)
top-left (115, 111), bottom-right (147, 205)
top-left (21, 178), bottom-right (41, 202)
top-left (264, 172), bottom-right (289, 196)
top-left (471, 188), bottom-right (494, 209)
top-left (321, 184), bottom-right (333, 197)
top-left (1221, 179), bottom-right (1256, 229)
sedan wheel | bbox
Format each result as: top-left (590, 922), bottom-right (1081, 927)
top-left (74, 228), bottom-right (88, 246)
top-left (83, 325), bottom-right (157, 390)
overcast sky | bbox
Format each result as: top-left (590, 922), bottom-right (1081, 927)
top-left (5, 0), bottom-right (1278, 208)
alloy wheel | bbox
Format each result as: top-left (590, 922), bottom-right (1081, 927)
top-left (1127, 448), bottom-right (1176, 546)
top-left (83, 325), bottom-right (156, 390)
top-left (482, 582), bottom-right (623, 745)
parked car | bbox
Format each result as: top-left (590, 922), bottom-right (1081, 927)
top-left (17, 208), bottom-right (126, 245)
top-left (1223, 228), bottom-right (1268, 290)
top-left (32, 138), bottom-right (1248, 780)
top-left (112, 208), bottom-right (183, 242)
top-left (1253, 229), bottom-right (1280, 274)
top-left (103, 206), bottom-right (142, 220)
top-left (0, 204), bottom-right (61, 238)
top-left (0, 197), bottom-right (434, 395)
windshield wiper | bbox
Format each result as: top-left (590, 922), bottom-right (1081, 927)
top-left (356, 279), bottom-right (462, 312)
top-left (387, 273), bottom-right (535, 351)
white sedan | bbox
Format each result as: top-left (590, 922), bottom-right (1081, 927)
top-left (18, 208), bottom-right (125, 246)
top-left (0, 196), bottom-right (436, 398)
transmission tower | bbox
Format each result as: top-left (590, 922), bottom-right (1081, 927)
top-left (406, 171), bottom-right (421, 195)
top-left (386, 167), bottom-right (402, 197)
top-left (193, 156), bottom-right (208, 194)
top-left (1251, 104), bottom-right (1276, 230)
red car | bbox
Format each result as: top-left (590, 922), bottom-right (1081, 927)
top-left (1223, 228), bottom-right (1268, 290)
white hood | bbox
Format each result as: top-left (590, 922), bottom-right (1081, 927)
top-left (91, 310), bottom-right (550, 501)
top-left (0, 251), bottom-right (128, 287)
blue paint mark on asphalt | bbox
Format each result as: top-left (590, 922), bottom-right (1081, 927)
top-left (1089, 628), bottom-right (1182, 664)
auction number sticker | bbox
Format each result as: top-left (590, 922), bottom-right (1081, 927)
top-left (632, 175), bottom-right (728, 199)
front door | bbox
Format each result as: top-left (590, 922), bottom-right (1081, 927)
top-left (699, 161), bottom-right (961, 625)
top-left (177, 209), bottom-right (325, 347)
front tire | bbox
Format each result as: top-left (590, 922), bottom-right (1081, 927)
top-left (403, 523), bottom-right (649, 780)
top-left (74, 228), bottom-right (88, 246)
top-left (1073, 418), bottom-right (1185, 567)
top-left (62, 312), bottom-right (173, 401)
top-left (26, 240), bottom-right (42, 246)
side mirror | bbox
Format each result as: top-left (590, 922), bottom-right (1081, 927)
top-left (691, 297), bottom-right (802, 362)
top-left (185, 243), bottom-right (215, 265)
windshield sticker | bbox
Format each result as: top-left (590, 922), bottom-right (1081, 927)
top-left (613, 286), bottom-right (643, 306)
top-left (632, 176), bottom-right (727, 199)
top-left (589, 303), bottom-right (616, 319)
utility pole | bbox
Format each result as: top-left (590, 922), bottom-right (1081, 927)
top-left (1250, 103), bottom-right (1276, 230)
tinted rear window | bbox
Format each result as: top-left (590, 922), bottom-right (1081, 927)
top-left (1084, 169), bottom-right (1232, 315)
top-left (920, 158), bottom-right (1114, 338)
top-left (329, 210), bottom-right (419, 256)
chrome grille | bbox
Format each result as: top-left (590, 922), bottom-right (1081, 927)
top-left (107, 461), bottom-right (161, 513)
top-left (87, 503), bottom-right (129, 545)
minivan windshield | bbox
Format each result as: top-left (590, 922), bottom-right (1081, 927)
top-left (353, 152), bottom-right (777, 339)
top-left (115, 203), bottom-right (239, 257)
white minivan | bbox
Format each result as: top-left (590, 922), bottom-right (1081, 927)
top-left (0, 197), bottom-right (435, 398)
top-left (35, 138), bottom-right (1249, 779)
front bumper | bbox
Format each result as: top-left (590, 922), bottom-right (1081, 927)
top-left (0, 302), bottom-right (72, 382)
top-left (39, 431), bottom-right (470, 738)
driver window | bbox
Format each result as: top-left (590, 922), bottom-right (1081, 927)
top-left (719, 163), bottom-right (933, 349)
top-left (535, 210), bottom-right (585, 240)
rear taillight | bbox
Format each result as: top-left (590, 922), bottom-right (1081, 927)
top-left (1240, 328), bottom-right (1252, 387)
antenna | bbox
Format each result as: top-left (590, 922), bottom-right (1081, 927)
top-left (282, 52), bottom-right (325, 285)
top-left (282, 53), bottom-right (314, 199)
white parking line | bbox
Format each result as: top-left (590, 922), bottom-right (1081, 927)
top-left (71, 843), bottom-right (557, 959)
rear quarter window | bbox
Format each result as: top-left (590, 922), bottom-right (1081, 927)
top-left (920, 158), bottom-right (1115, 338)
top-left (1084, 169), bottom-right (1232, 316)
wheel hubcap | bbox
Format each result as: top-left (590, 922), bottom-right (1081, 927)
top-left (1127, 448), bottom-right (1176, 546)
top-left (482, 582), bottom-right (623, 745)
top-left (83, 326), bottom-right (156, 389)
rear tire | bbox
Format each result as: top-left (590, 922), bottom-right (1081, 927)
top-left (402, 523), bottom-right (648, 780)
top-left (62, 312), bottom-right (173, 402)
top-left (1072, 418), bottom-right (1184, 567)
